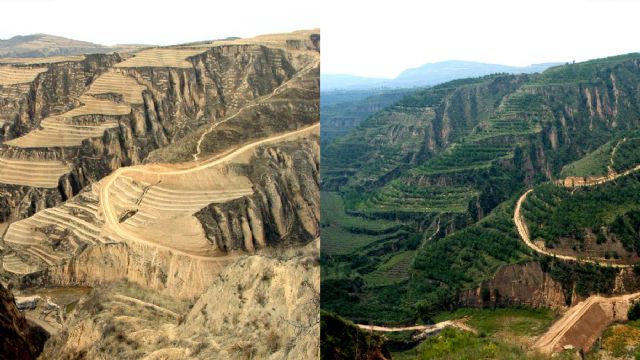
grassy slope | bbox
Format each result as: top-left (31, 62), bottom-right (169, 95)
top-left (589, 319), bottom-right (640, 359)
top-left (393, 307), bottom-right (556, 360)
top-left (560, 140), bottom-right (614, 177)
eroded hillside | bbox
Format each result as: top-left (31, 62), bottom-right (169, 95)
top-left (0, 29), bottom-right (320, 359)
top-left (40, 240), bottom-right (319, 359)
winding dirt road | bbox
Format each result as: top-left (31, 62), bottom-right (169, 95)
top-left (513, 164), bottom-right (640, 267)
top-left (356, 319), bottom-right (476, 336)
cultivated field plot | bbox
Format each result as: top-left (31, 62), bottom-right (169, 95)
top-left (85, 71), bottom-right (147, 104)
top-left (114, 48), bottom-right (207, 68)
top-left (466, 91), bottom-right (547, 142)
top-left (2, 189), bottom-right (103, 274)
top-left (0, 55), bottom-right (85, 65)
top-left (0, 66), bottom-right (48, 85)
top-left (358, 181), bottom-right (478, 214)
top-left (105, 170), bottom-right (254, 256)
top-left (520, 175), bottom-right (640, 264)
top-left (321, 192), bottom-right (399, 232)
top-left (0, 156), bottom-right (71, 188)
top-left (183, 29), bottom-right (319, 49)
top-left (64, 96), bottom-right (132, 117)
top-left (415, 143), bottom-right (513, 175)
top-left (5, 70), bottom-right (142, 148)
top-left (320, 192), bottom-right (402, 255)
top-left (364, 250), bottom-right (416, 287)
top-left (5, 116), bottom-right (121, 148)
top-left (321, 225), bottom-right (396, 256)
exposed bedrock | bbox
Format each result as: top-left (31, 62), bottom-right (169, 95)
top-left (4, 134), bottom-right (320, 300)
top-left (196, 137), bottom-right (320, 253)
top-left (0, 283), bottom-right (49, 359)
top-left (457, 261), bottom-right (640, 309)
top-left (0, 35), bottom-right (319, 223)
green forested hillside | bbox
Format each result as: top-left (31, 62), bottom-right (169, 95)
top-left (321, 53), bottom-right (640, 325)
top-left (523, 173), bottom-right (640, 261)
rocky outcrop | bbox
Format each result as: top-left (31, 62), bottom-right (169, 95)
top-left (0, 283), bottom-right (49, 360)
top-left (2, 128), bottom-right (319, 300)
top-left (0, 30), bottom-right (319, 225)
top-left (196, 136), bottom-right (320, 253)
top-left (457, 261), bottom-right (566, 308)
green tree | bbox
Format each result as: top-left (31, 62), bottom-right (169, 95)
top-left (628, 302), bottom-right (640, 321)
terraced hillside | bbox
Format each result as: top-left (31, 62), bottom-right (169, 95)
top-left (0, 29), bottom-right (319, 358)
top-left (0, 29), bottom-right (319, 225)
top-left (320, 88), bottom-right (412, 146)
top-left (321, 53), bottom-right (640, 332)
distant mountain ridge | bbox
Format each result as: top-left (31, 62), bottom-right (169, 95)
top-left (0, 33), bottom-right (150, 58)
top-left (322, 60), bottom-right (563, 91)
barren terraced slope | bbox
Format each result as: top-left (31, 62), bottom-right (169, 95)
top-left (0, 29), bottom-right (319, 359)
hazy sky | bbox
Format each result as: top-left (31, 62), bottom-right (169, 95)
top-left (321, 0), bottom-right (640, 77)
top-left (0, 0), bottom-right (319, 46)
top-left (1, 0), bottom-right (639, 78)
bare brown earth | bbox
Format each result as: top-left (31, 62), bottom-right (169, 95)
top-left (533, 292), bottom-right (640, 355)
top-left (0, 34), bottom-right (148, 58)
top-left (39, 240), bottom-right (320, 359)
top-left (0, 29), bottom-right (319, 359)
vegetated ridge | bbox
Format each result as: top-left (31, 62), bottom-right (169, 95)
top-left (321, 52), bottom-right (640, 357)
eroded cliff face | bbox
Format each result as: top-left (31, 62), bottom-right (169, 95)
top-left (196, 136), bottom-right (320, 253)
top-left (0, 54), bottom-right (120, 141)
top-left (457, 262), bottom-right (567, 308)
top-left (457, 261), bottom-right (640, 309)
top-left (4, 130), bottom-right (319, 300)
top-left (0, 31), bottom-right (319, 224)
top-left (0, 283), bottom-right (49, 360)
top-left (39, 240), bottom-right (320, 360)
